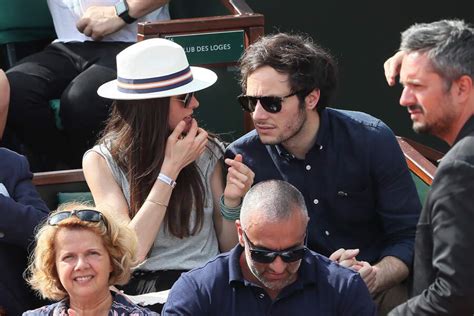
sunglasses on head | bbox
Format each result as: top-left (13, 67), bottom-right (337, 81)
top-left (243, 231), bottom-right (307, 263)
top-left (237, 90), bottom-right (304, 114)
top-left (48, 209), bottom-right (107, 226)
top-left (175, 92), bottom-right (195, 108)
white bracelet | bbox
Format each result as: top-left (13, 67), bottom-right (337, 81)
top-left (158, 173), bottom-right (177, 188)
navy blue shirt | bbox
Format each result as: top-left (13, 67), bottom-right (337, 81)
top-left (162, 245), bottom-right (376, 316)
top-left (225, 108), bottom-right (421, 266)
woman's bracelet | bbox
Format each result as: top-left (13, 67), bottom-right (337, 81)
top-left (145, 199), bottom-right (168, 208)
top-left (219, 194), bottom-right (241, 221)
top-left (157, 173), bottom-right (177, 188)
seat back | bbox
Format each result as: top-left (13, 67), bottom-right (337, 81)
top-left (0, 0), bottom-right (56, 68)
top-left (33, 169), bottom-right (92, 210)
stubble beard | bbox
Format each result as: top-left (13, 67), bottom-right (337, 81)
top-left (258, 106), bottom-right (307, 146)
top-left (249, 262), bottom-right (296, 291)
top-left (411, 97), bottom-right (456, 138)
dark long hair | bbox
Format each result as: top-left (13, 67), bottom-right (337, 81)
top-left (99, 98), bottom-right (205, 238)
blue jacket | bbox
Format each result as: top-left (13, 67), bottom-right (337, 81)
top-left (0, 148), bottom-right (49, 315)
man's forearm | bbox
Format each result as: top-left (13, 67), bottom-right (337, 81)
top-left (128, 0), bottom-right (170, 19)
top-left (374, 256), bottom-right (409, 294)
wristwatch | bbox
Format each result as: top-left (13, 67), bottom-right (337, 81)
top-left (114, 0), bottom-right (137, 24)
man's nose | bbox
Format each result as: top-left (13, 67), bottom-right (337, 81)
top-left (252, 100), bottom-right (269, 121)
top-left (269, 256), bottom-right (287, 274)
top-left (399, 87), bottom-right (415, 107)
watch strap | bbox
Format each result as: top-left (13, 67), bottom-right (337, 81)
top-left (115, 0), bottom-right (137, 24)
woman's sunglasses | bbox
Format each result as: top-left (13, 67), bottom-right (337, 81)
top-left (237, 90), bottom-right (303, 114)
top-left (176, 92), bottom-right (195, 108)
top-left (243, 231), bottom-right (307, 263)
top-left (48, 209), bottom-right (107, 226)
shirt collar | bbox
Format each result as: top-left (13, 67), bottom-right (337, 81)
top-left (228, 244), bottom-right (246, 285)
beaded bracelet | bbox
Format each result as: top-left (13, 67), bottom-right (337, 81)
top-left (219, 194), bottom-right (241, 221)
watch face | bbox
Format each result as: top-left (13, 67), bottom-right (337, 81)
top-left (115, 0), bottom-right (128, 15)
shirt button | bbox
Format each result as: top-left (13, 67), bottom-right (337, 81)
top-left (313, 199), bottom-right (319, 205)
top-left (0, 232), bottom-right (4, 238)
top-left (258, 293), bottom-right (265, 299)
top-left (325, 230), bottom-right (330, 236)
top-left (305, 165), bottom-right (311, 171)
top-left (319, 145), bottom-right (324, 150)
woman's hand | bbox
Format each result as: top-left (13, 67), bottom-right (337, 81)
top-left (161, 119), bottom-right (208, 177)
top-left (223, 154), bottom-right (254, 207)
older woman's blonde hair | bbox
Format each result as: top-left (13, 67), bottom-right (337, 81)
top-left (27, 202), bottom-right (138, 301)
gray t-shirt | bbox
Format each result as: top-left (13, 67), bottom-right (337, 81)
top-left (86, 139), bottom-right (224, 271)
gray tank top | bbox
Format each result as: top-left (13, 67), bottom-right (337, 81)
top-left (86, 139), bottom-right (224, 271)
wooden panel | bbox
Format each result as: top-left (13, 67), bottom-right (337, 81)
top-left (32, 169), bottom-right (85, 186)
top-left (138, 14), bottom-right (264, 40)
top-left (397, 137), bottom-right (437, 185)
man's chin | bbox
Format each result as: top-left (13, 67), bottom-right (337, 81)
top-left (412, 122), bottom-right (429, 134)
top-left (257, 134), bottom-right (280, 145)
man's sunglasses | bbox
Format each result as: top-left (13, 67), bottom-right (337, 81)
top-left (237, 90), bottom-right (304, 114)
top-left (48, 209), bottom-right (107, 226)
top-left (243, 231), bottom-right (307, 263)
top-left (176, 92), bottom-right (195, 108)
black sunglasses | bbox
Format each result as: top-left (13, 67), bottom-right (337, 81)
top-left (48, 209), bottom-right (107, 226)
top-left (243, 231), bottom-right (307, 263)
top-left (237, 90), bottom-right (304, 114)
top-left (176, 92), bottom-right (195, 108)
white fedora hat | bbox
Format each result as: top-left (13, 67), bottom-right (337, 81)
top-left (98, 38), bottom-right (217, 100)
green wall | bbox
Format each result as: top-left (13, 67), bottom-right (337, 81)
top-left (195, 0), bottom-right (473, 150)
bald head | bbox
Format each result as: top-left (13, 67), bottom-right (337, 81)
top-left (240, 180), bottom-right (309, 231)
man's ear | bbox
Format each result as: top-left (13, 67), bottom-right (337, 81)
top-left (305, 89), bottom-right (321, 110)
top-left (452, 75), bottom-right (473, 103)
top-left (236, 220), bottom-right (245, 247)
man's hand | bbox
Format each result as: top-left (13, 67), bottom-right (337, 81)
top-left (329, 248), bottom-right (360, 267)
top-left (330, 248), bottom-right (378, 294)
top-left (223, 154), bottom-right (254, 207)
top-left (383, 51), bottom-right (405, 86)
top-left (76, 6), bottom-right (125, 41)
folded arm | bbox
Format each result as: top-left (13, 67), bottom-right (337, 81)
top-left (77, 0), bottom-right (170, 41)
